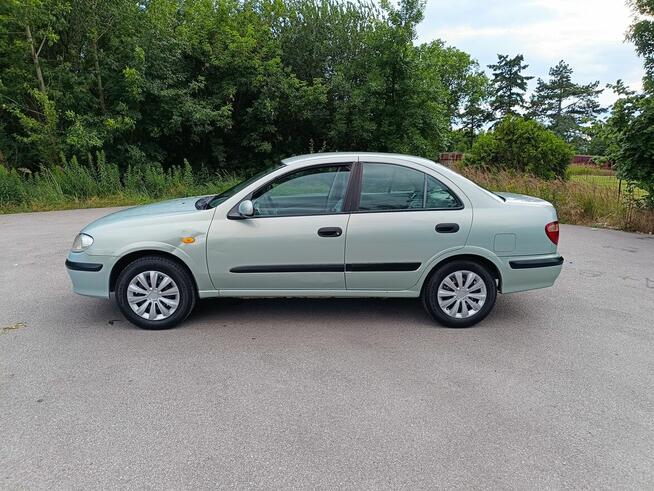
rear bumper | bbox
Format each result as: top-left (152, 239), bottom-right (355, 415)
top-left (65, 252), bottom-right (115, 298)
top-left (509, 256), bottom-right (564, 270)
top-left (498, 254), bottom-right (563, 294)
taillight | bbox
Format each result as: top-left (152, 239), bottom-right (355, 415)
top-left (545, 221), bottom-right (559, 245)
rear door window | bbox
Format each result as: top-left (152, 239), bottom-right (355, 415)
top-left (358, 163), bottom-right (461, 211)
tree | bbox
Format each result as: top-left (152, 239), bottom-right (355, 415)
top-left (628, 0), bottom-right (654, 91)
top-left (0, 0), bottom-right (481, 171)
top-left (464, 115), bottom-right (573, 179)
top-left (487, 54), bottom-right (533, 119)
top-left (457, 71), bottom-right (492, 149)
top-left (416, 41), bottom-right (491, 150)
top-left (602, 80), bottom-right (654, 206)
top-left (613, 97), bottom-right (654, 206)
top-left (596, 2), bottom-right (654, 207)
top-left (529, 60), bottom-right (604, 146)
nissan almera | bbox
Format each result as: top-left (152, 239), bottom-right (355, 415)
top-left (66, 153), bottom-right (563, 329)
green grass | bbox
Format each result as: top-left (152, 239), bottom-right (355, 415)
top-left (569, 173), bottom-right (648, 199)
top-left (566, 164), bottom-right (615, 177)
top-left (0, 152), bottom-right (241, 214)
top-left (570, 174), bottom-right (620, 188)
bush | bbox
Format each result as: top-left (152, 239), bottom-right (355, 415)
top-left (0, 165), bottom-right (26, 205)
top-left (464, 116), bottom-right (573, 179)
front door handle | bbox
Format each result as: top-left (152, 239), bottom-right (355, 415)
top-left (435, 223), bottom-right (460, 234)
top-left (318, 227), bottom-right (343, 238)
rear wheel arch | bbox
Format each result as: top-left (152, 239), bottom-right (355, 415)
top-left (109, 250), bottom-right (198, 295)
top-left (420, 254), bottom-right (502, 295)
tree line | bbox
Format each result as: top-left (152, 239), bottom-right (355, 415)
top-left (1, 0), bottom-right (611, 173)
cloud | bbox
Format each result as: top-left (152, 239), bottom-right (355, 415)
top-left (417, 0), bottom-right (645, 105)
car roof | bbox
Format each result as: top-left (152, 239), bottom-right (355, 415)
top-left (281, 152), bottom-right (441, 169)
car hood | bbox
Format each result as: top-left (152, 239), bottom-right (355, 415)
top-left (494, 192), bottom-right (553, 206)
top-left (83, 196), bottom-right (208, 231)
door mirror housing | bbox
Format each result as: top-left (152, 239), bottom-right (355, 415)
top-left (238, 200), bottom-right (254, 217)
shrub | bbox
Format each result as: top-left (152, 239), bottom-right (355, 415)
top-left (53, 155), bottom-right (98, 199)
top-left (465, 116), bottom-right (573, 179)
top-left (95, 151), bottom-right (122, 196)
top-left (0, 165), bottom-right (26, 205)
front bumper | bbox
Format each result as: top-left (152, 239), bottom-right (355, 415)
top-left (65, 252), bottom-right (116, 298)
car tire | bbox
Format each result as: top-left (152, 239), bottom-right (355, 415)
top-left (114, 256), bottom-right (196, 330)
top-left (421, 260), bottom-right (497, 328)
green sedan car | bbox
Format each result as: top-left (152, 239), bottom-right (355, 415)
top-left (66, 152), bottom-right (563, 330)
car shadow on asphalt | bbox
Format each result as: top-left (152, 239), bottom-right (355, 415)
top-left (191, 297), bottom-right (435, 328)
top-left (62, 291), bottom-right (533, 332)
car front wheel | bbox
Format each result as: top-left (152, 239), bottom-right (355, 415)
top-left (422, 260), bottom-right (497, 328)
top-left (115, 256), bottom-right (196, 330)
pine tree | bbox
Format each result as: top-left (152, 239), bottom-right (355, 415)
top-left (529, 60), bottom-right (604, 145)
top-left (487, 54), bottom-right (533, 119)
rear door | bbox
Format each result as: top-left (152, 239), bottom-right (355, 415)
top-left (344, 161), bottom-right (472, 291)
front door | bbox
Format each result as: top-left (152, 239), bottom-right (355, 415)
top-left (344, 162), bottom-right (472, 291)
top-left (207, 164), bottom-right (352, 291)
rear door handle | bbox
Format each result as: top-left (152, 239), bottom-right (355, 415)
top-left (317, 227), bottom-right (343, 238)
top-left (435, 223), bottom-right (460, 233)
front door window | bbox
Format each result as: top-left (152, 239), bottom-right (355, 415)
top-left (251, 165), bottom-right (351, 217)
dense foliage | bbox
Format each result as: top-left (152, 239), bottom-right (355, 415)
top-left (0, 0), bottom-right (489, 172)
top-left (464, 116), bottom-right (573, 179)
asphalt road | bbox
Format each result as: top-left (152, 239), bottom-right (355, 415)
top-left (1, 207), bottom-right (653, 489)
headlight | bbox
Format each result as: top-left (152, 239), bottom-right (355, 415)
top-left (71, 233), bottom-right (94, 252)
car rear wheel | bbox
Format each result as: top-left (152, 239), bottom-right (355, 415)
top-left (422, 260), bottom-right (497, 328)
top-left (115, 256), bottom-right (196, 330)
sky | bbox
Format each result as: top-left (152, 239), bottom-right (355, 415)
top-left (416, 0), bottom-right (645, 106)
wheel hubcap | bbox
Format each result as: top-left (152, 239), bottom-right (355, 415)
top-left (437, 270), bottom-right (487, 319)
top-left (127, 271), bottom-right (179, 321)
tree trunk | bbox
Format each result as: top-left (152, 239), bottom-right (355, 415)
top-left (26, 25), bottom-right (46, 93)
top-left (91, 36), bottom-right (107, 113)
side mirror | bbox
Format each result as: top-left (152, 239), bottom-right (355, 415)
top-left (238, 200), bottom-right (254, 217)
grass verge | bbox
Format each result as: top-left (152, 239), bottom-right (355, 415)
top-left (1, 156), bottom-right (653, 234)
top-left (458, 165), bottom-right (654, 234)
top-left (0, 152), bottom-right (240, 214)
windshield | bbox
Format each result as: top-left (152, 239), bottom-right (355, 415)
top-left (208, 163), bottom-right (284, 208)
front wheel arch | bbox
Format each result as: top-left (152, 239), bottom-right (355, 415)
top-left (109, 250), bottom-right (198, 296)
top-left (420, 254), bottom-right (502, 296)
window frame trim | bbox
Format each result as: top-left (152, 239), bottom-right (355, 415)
top-left (351, 161), bottom-right (465, 214)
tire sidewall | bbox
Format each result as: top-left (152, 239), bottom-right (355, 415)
top-left (115, 257), bottom-right (196, 330)
top-left (423, 260), bottom-right (497, 328)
